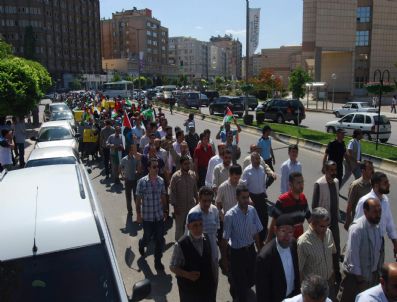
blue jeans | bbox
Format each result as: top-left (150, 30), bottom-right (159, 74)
top-left (139, 220), bottom-right (165, 262)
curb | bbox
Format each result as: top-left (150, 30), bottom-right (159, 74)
top-left (154, 104), bottom-right (397, 175)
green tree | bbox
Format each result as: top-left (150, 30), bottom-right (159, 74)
top-left (288, 67), bottom-right (312, 99)
top-left (124, 74), bottom-right (133, 82)
top-left (214, 76), bottom-right (224, 91)
top-left (146, 77), bottom-right (153, 87)
top-left (0, 57), bottom-right (51, 116)
top-left (23, 26), bottom-right (36, 60)
top-left (112, 73), bottom-right (122, 82)
top-left (70, 78), bottom-right (83, 90)
top-left (178, 75), bottom-right (189, 86)
top-left (0, 39), bottom-right (12, 59)
top-left (133, 76), bottom-right (147, 88)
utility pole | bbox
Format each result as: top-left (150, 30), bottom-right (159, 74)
top-left (245, 0), bottom-right (250, 116)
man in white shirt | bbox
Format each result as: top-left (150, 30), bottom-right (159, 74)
top-left (356, 262), bottom-right (397, 302)
top-left (280, 144), bottom-right (302, 194)
top-left (241, 151), bottom-right (269, 241)
top-left (354, 172), bottom-right (397, 260)
top-left (205, 143), bottom-right (225, 187)
top-left (284, 275), bottom-right (332, 302)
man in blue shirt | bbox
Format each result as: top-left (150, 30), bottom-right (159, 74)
top-left (257, 125), bottom-right (275, 188)
top-left (223, 183), bottom-right (263, 302)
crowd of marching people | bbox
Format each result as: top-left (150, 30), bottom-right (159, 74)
top-left (1, 91), bottom-right (397, 302)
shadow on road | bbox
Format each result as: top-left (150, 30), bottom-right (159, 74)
top-left (137, 257), bottom-right (173, 302)
top-left (120, 214), bottom-right (142, 237)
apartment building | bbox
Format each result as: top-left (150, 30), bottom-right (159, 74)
top-left (0, 0), bottom-right (102, 86)
top-left (101, 8), bottom-right (169, 77)
top-left (302, 0), bottom-right (397, 97)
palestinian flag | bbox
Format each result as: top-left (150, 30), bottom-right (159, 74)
top-left (122, 111), bottom-right (132, 128)
top-left (142, 108), bottom-right (154, 121)
top-left (126, 99), bottom-right (133, 107)
top-left (223, 106), bottom-right (234, 125)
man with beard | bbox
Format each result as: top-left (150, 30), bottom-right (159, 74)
top-left (338, 198), bottom-right (383, 301)
top-left (312, 160), bottom-right (341, 285)
top-left (354, 172), bottom-right (397, 264)
top-left (356, 262), bottom-right (397, 301)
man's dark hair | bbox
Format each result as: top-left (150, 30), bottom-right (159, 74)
top-left (229, 164), bottom-right (242, 176)
top-left (199, 186), bottom-right (214, 198)
top-left (199, 132), bottom-right (205, 141)
top-left (223, 149), bottom-right (232, 156)
top-left (164, 126), bottom-right (172, 132)
top-left (360, 159), bottom-right (373, 170)
top-left (105, 119), bottom-right (111, 126)
top-left (148, 158), bottom-right (159, 168)
top-left (236, 183), bottom-right (249, 197)
top-left (176, 130), bottom-right (184, 139)
top-left (204, 129), bottom-right (211, 135)
top-left (289, 171), bottom-right (303, 183)
top-left (188, 113), bottom-right (194, 119)
top-left (288, 144), bottom-right (298, 152)
top-left (353, 129), bottom-right (362, 138)
top-left (371, 171), bottom-right (387, 187)
top-left (180, 155), bottom-right (190, 164)
top-left (301, 275), bottom-right (329, 300)
top-left (262, 125), bottom-right (271, 133)
top-left (150, 122), bottom-right (157, 130)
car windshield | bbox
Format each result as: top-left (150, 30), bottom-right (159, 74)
top-left (374, 115), bottom-right (390, 125)
top-left (25, 156), bottom-right (77, 167)
top-left (38, 127), bottom-right (73, 142)
top-left (51, 104), bottom-right (69, 112)
top-left (0, 244), bottom-right (121, 302)
top-left (50, 111), bottom-right (73, 121)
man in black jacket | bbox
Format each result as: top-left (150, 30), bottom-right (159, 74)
top-left (170, 212), bottom-right (216, 302)
top-left (255, 214), bottom-right (301, 302)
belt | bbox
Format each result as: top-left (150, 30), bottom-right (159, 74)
top-left (231, 243), bottom-right (254, 252)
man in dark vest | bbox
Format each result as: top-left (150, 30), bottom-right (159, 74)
top-left (170, 212), bottom-right (216, 302)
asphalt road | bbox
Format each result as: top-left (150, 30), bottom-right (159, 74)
top-left (84, 108), bottom-right (397, 301)
top-left (199, 106), bottom-right (397, 145)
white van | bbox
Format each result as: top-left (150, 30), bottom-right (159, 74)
top-left (0, 164), bottom-right (150, 301)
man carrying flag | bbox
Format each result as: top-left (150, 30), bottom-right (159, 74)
top-left (122, 110), bottom-right (134, 156)
top-left (216, 105), bottom-right (241, 145)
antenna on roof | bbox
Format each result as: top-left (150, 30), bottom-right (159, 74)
top-left (32, 186), bottom-right (39, 255)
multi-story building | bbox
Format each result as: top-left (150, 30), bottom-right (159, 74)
top-left (302, 0), bottom-right (397, 97)
top-left (101, 8), bottom-right (169, 77)
top-left (0, 0), bottom-right (102, 87)
top-left (168, 36), bottom-right (209, 81)
top-left (210, 35), bottom-right (242, 80)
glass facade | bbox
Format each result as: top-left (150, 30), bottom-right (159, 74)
top-left (356, 31), bottom-right (369, 46)
top-left (357, 7), bottom-right (371, 23)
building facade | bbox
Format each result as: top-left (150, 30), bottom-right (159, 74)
top-left (101, 8), bottom-right (169, 77)
top-left (302, 0), bottom-right (397, 97)
top-left (210, 35), bottom-right (242, 80)
top-left (0, 0), bottom-right (102, 87)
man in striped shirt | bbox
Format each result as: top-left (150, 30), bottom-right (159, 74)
top-left (223, 183), bottom-right (263, 302)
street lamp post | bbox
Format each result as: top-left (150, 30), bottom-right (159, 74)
top-left (331, 73), bottom-right (337, 111)
top-left (373, 69), bottom-right (390, 150)
top-left (245, 0), bottom-right (250, 117)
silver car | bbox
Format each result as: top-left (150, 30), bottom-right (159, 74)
top-left (333, 101), bottom-right (377, 117)
top-left (25, 146), bottom-right (80, 168)
top-left (31, 121), bottom-right (80, 153)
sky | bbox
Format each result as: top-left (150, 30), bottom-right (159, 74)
top-left (99, 0), bottom-right (303, 55)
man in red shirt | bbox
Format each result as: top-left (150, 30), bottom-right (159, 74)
top-left (194, 133), bottom-right (214, 188)
top-left (265, 171), bottom-right (311, 243)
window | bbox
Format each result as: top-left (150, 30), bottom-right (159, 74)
top-left (356, 31), bottom-right (369, 46)
top-left (357, 7), bottom-right (370, 23)
top-left (365, 116), bottom-right (372, 124)
top-left (351, 104), bottom-right (358, 109)
top-left (353, 114), bottom-right (364, 124)
top-left (341, 114), bottom-right (353, 123)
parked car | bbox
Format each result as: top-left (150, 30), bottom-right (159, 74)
top-left (202, 90), bottom-right (219, 105)
top-left (240, 95), bottom-right (258, 110)
top-left (43, 102), bottom-right (70, 122)
top-left (198, 94), bottom-right (210, 106)
top-left (49, 110), bottom-right (76, 129)
top-left (25, 146), bottom-right (80, 168)
top-left (333, 101), bottom-right (377, 117)
top-left (255, 98), bottom-right (305, 125)
top-left (145, 89), bottom-right (157, 100)
top-left (0, 164), bottom-right (151, 301)
top-left (179, 91), bottom-right (202, 109)
top-left (325, 112), bottom-right (391, 143)
top-left (208, 96), bottom-right (244, 117)
top-left (31, 120), bottom-right (80, 154)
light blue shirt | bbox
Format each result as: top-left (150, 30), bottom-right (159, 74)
top-left (257, 136), bottom-right (272, 160)
top-left (280, 159), bottom-right (302, 194)
top-left (223, 204), bottom-right (263, 249)
top-left (241, 164), bottom-right (267, 194)
top-left (276, 238), bottom-right (295, 298)
top-left (355, 284), bottom-right (388, 302)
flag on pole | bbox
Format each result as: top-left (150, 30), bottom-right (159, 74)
top-left (223, 107), bottom-right (234, 125)
top-left (122, 111), bottom-right (132, 128)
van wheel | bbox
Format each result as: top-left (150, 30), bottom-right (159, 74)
top-left (276, 115), bottom-right (284, 124)
top-left (363, 133), bottom-right (371, 141)
top-left (327, 127), bottom-right (336, 133)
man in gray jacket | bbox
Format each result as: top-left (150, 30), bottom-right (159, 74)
top-left (337, 197), bottom-right (382, 302)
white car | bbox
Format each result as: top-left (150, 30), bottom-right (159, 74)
top-left (325, 112), bottom-right (391, 143)
top-left (333, 101), bottom-right (377, 117)
top-left (25, 146), bottom-right (80, 168)
top-left (0, 164), bottom-right (150, 301)
top-left (49, 109), bottom-right (76, 129)
top-left (31, 120), bottom-right (79, 153)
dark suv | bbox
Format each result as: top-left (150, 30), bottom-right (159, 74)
top-left (208, 96), bottom-right (244, 117)
top-left (255, 99), bottom-right (305, 125)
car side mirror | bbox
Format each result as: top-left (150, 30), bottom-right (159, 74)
top-left (130, 279), bottom-right (151, 302)
top-left (30, 136), bottom-right (37, 141)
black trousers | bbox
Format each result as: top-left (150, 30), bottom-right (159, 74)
top-left (198, 167), bottom-right (207, 189)
top-left (249, 193), bottom-right (268, 241)
top-left (102, 147), bottom-right (110, 177)
top-left (229, 244), bottom-right (256, 302)
top-left (125, 179), bottom-right (137, 213)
